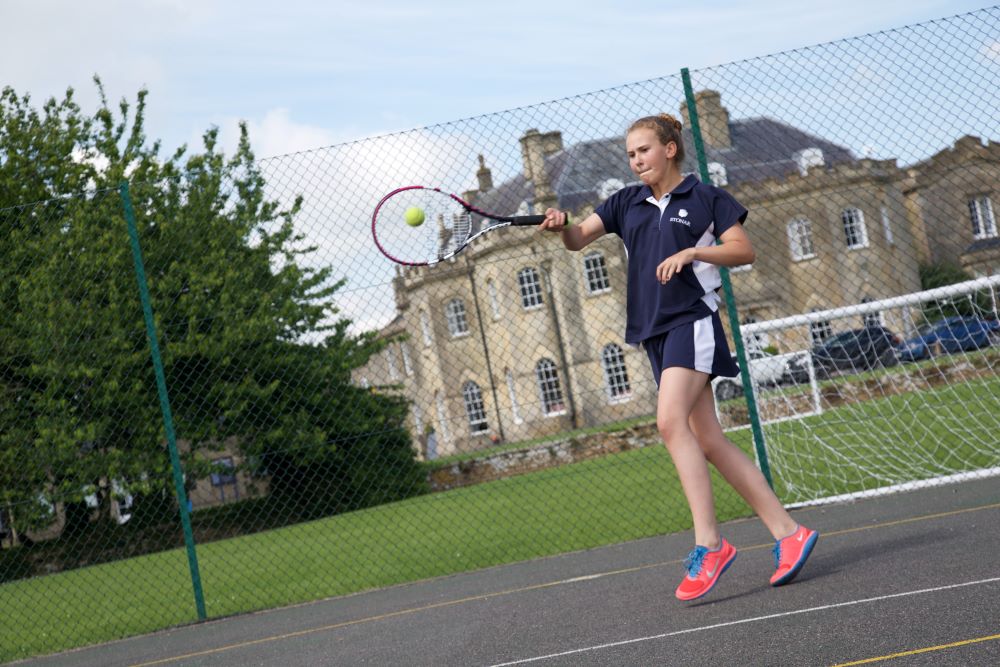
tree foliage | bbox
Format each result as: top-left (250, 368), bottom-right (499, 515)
top-left (918, 261), bottom-right (994, 320)
top-left (0, 80), bottom-right (424, 538)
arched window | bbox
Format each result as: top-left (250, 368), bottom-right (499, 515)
top-left (787, 217), bottom-right (815, 261)
top-left (601, 344), bottom-right (631, 401)
top-left (583, 252), bottom-right (611, 293)
top-left (518, 267), bottom-right (544, 309)
top-left (535, 358), bottom-right (565, 416)
top-left (462, 381), bottom-right (488, 434)
top-left (445, 298), bottom-right (469, 337)
top-left (842, 208), bottom-right (868, 249)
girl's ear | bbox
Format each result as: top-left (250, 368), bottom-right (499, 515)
top-left (665, 141), bottom-right (678, 160)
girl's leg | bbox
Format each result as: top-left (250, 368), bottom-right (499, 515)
top-left (657, 366), bottom-right (720, 548)
top-left (687, 382), bottom-right (797, 540)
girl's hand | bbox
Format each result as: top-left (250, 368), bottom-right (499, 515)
top-left (656, 248), bottom-right (697, 284)
top-left (540, 208), bottom-right (568, 231)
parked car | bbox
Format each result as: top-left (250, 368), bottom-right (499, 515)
top-left (810, 325), bottom-right (901, 377)
top-left (712, 350), bottom-right (808, 402)
top-left (895, 315), bottom-right (1000, 362)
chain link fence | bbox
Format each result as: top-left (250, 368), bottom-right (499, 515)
top-left (2, 7), bottom-right (999, 660)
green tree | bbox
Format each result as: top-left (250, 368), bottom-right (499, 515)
top-left (919, 261), bottom-right (994, 320)
top-left (0, 80), bottom-right (425, 540)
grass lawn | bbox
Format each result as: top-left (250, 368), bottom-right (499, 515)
top-left (0, 442), bottom-right (752, 662)
top-left (3, 374), bottom-right (999, 661)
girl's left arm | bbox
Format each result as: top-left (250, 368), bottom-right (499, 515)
top-left (655, 224), bottom-right (755, 284)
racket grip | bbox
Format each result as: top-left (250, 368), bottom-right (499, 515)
top-left (509, 213), bottom-right (571, 226)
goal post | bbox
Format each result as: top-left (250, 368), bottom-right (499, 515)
top-left (729, 275), bottom-right (1000, 506)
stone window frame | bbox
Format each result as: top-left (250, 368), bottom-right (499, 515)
top-left (535, 358), bottom-right (566, 417)
top-left (445, 298), bottom-right (470, 337)
top-left (600, 343), bottom-right (632, 403)
top-left (461, 381), bottom-right (489, 435)
top-left (842, 207), bottom-right (869, 250)
top-left (787, 217), bottom-right (816, 261)
top-left (968, 194), bottom-right (998, 239)
top-left (583, 251), bottom-right (611, 294)
top-left (518, 267), bottom-right (544, 310)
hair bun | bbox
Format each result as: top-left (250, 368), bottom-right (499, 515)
top-left (658, 113), bottom-right (683, 131)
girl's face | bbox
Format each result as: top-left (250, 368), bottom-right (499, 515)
top-left (626, 128), bottom-right (677, 187)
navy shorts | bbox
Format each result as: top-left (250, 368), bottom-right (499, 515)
top-left (643, 311), bottom-right (740, 387)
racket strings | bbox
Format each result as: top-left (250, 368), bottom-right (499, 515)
top-left (374, 189), bottom-right (475, 265)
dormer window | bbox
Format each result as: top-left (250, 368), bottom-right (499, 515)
top-left (707, 162), bottom-right (728, 186)
top-left (598, 178), bottom-right (625, 199)
top-left (794, 148), bottom-right (825, 176)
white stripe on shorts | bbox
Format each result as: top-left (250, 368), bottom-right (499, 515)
top-left (692, 315), bottom-right (715, 374)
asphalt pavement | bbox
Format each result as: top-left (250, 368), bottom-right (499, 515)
top-left (16, 476), bottom-right (1000, 666)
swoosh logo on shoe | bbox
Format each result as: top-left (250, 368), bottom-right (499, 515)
top-left (796, 532), bottom-right (805, 542)
top-left (704, 563), bottom-right (719, 578)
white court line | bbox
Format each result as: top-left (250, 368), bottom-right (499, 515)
top-left (489, 576), bottom-right (1000, 666)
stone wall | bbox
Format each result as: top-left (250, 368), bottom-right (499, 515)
top-left (427, 420), bottom-right (659, 491)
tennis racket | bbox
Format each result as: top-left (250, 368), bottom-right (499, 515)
top-left (372, 186), bottom-right (556, 266)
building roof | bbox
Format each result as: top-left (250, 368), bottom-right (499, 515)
top-left (472, 117), bottom-right (856, 218)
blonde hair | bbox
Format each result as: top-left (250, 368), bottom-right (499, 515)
top-left (627, 113), bottom-right (685, 164)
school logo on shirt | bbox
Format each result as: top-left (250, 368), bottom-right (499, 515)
top-left (669, 208), bottom-right (691, 226)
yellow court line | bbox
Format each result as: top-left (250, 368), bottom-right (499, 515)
top-left (129, 500), bottom-right (1000, 667)
top-left (830, 632), bottom-right (1000, 666)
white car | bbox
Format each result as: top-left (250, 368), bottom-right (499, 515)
top-left (713, 350), bottom-right (807, 401)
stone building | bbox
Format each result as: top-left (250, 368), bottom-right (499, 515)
top-left (357, 90), bottom-right (999, 459)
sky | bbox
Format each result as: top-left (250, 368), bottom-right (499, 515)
top-left (3, 1), bottom-right (997, 334)
top-left (2, 0), bottom-right (995, 159)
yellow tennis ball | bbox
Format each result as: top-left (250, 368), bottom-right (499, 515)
top-left (404, 207), bottom-right (425, 227)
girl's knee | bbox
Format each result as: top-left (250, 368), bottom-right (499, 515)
top-left (657, 414), bottom-right (693, 448)
top-left (657, 414), bottom-right (678, 439)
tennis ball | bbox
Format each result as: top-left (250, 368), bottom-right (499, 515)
top-left (404, 207), bottom-right (425, 227)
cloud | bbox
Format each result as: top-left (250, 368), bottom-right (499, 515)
top-left (248, 125), bottom-right (488, 336)
top-left (982, 40), bottom-right (1000, 63)
top-left (207, 108), bottom-right (337, 160)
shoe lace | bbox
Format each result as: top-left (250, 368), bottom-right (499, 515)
top-left (683, 546), bottom-right (708, 577)
top-left (772, 541), bottom-right (782, 569)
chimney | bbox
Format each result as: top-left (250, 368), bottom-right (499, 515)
top-left (678, 90), bottom-right (732, 149)
top-left (519, 129), bottom-right (561, 211)
top-left (476, 154), bottom-right (493, 191)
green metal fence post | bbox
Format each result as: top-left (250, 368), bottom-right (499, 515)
top-left (680, 68), bottom-right (775, 489)
top-left (119, 180), bottom-right (207, 620)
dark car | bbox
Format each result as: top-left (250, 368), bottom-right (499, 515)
top-left (896, 316), bottom-right (1000, 362)
top-left (811, 325), bottom-right (901, 376)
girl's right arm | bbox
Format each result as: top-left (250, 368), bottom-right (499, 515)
top-left (540, 209), bottom-right (606, 251)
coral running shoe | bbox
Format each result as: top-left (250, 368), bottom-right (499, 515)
top-left (770, 525), bottom-right (818, 586)
top-left (675, 538), bottom-right (737, 601)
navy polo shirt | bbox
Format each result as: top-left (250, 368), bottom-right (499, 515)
top-left (595, 174), bottom-right (748, 344)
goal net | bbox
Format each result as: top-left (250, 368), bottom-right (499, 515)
top-left (727, 275), bottom-right (1000, 506)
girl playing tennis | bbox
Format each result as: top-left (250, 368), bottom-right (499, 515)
top-left (540, 113), bottom-right (818, 601)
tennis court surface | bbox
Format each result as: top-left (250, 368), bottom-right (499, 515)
top-left (17, 476), bottom-right (1000, 666)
